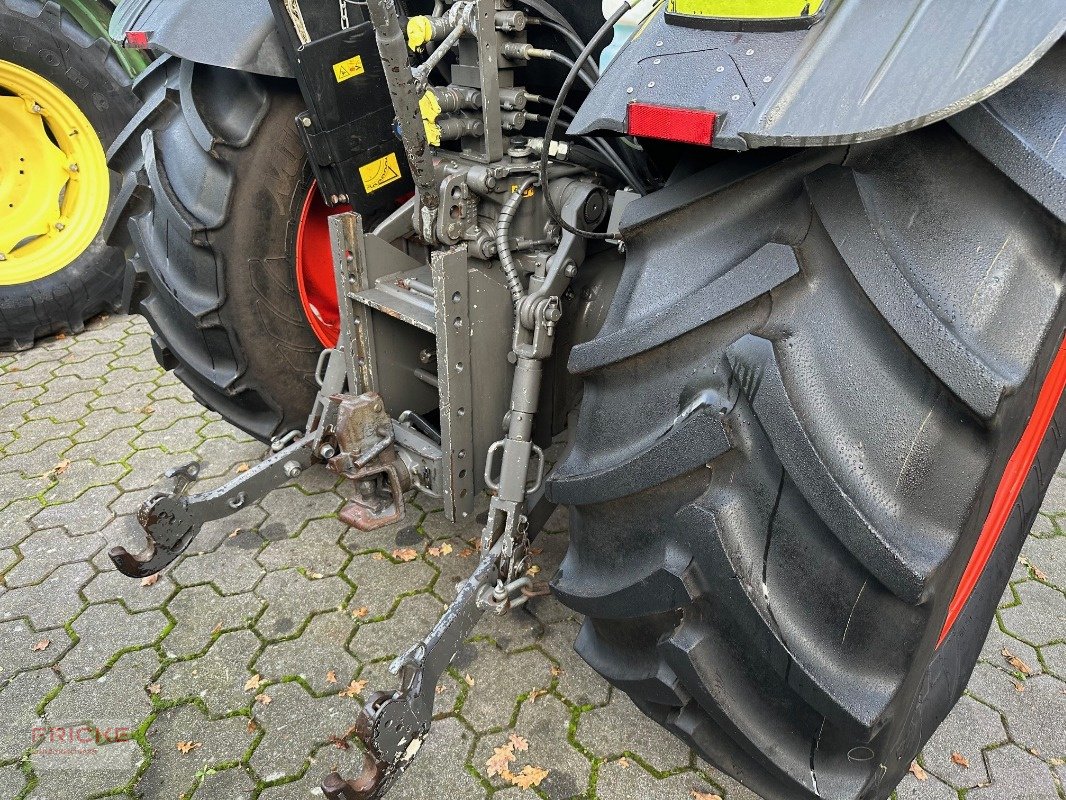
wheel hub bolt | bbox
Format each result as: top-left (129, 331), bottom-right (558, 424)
top-left (69, 163), bottom-right (79, 172)
top-left (31, 102), bottom-right (42, 113)
top-left (54, 223), bottom-right (65, 231)
top-left (0, 253), bottom-right (7, 261)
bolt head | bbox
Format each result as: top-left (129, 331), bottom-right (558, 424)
top-left (54, 223), bottom-right (65, 231)
top-left (0, 253), bottom-right (6, 261)
top-left (69, 163), bottom-right (79, 172)
top-left (302, 117), bottom-right (313, 127)
top-left (31, 103), bottom-right (42, 113)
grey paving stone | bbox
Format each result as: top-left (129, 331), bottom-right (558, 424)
top-left (348, 592), bottom-right (445, 663)
top-left (159, 629), bottom-right (262, 716)
top-left (0, 765), bottom-right (27, 800)
top-left (393, 717), bottom-right (484, 800)
top-left (344, 552), bottom-right (437, 619)
top-left (967, 665), bottom-right (1066, 758)
top-left (967, 744), bottom-right (1061, 800)
top-left (195, 505), bottom-right (268, 552)
top-left (538, 618), bottom-right (612, 707)
top-left (922, 695), bottom-right (1006, 788)
top-left (473, 695), bottom-right (591, 800)
top-left (191, 764), bottom-right (257, 799)
top-left (255, 570), bottom-right (351, 640)
top-left (163, 586), bottom-right (264, 657)
top-left (246, 680), bottom-right (355, 782)
top-left (117, 448), bottom-right (204, 491)
top-left (60, 603), bottom-right (167, 680)
top-left (453, 641), bottom-right (554, 733)
top-left (979, 620), bottom-right (1043, 676)
top-left (63, 427), bottom-right (139, 465)
top-left (1021, 535), bottom-right (1066, 591)
top-left (31, 484), bottom-right (119, 536)
top-left (29, 739), bottom-right (144, 800)
top-left (0, 562), bottom-right (93, 629)
top-left (597, 760), bottom-right (712, 800)
top-left (83, 557), bottom-right (178, 612)
top-left (0, 667), bottom-right (60, 760)
top-left (893, 769), bottom-right (960, 800)
top-left (0, 618), bottom-right (73, 681)
top-left (1042, 642), bottom-right (1066, 679)
top-left (255, 611), bottom-right (359, 693)
top-left (577, 692), bottom-right (692, 772)
top-left (44, 649), bottom-right (158, 732)
top-left (0, 497), bottom-right (42, 547)
top-left (173, 545), bottom-right (265, 595)
top-left (257, 517), bottom-right (350, 577)
top-left (40, 461), bottom-right (125, 505)
top-left (138, 704), bottom-right (252, 799)
top-left (999, 581), bottom-right (1066, 646)
top-left (3, 527), bottom-right (105, 588)
top-left (131, 415), bottom-right (206, 453)
top-left (256, 739), bottom-right (376, 800)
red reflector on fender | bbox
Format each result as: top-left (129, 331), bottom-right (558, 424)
top-left (937, 333), bottom-right (1066, 648)
top-left (124, 31), bottom-right (151, 49)
top-left (627, 102), bottom-right (717, 146)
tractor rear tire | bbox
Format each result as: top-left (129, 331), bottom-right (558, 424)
top-left (108, 57), bottom-right (324, 441)
top-left (548, 126), bottom-right (1066, 799)
top-left (0, 0), bottom-right (140, 349)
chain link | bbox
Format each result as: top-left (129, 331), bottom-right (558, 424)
top-left (285, 0), bottom-right (311, 44)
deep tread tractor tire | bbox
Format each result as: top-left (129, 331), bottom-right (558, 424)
top-left (548, 126), bottom-right (1066, 800)
top-left (0, 0), bottom-right (139, 349)
top-left (108, 57), bottom-right (324, 441)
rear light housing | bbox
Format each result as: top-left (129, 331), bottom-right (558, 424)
top-left (124, 31), bottom-right (152, 49)
top-left (627, 102), bottom-right (718, 146)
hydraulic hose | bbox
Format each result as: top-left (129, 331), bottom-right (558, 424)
top-left (497, 178), bottom-right (537, 314)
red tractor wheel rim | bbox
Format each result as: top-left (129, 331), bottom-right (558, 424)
top-left (295, 182), bottom-right (348, 348)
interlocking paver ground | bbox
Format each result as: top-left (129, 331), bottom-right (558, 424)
top-left (1, 313), bottom-right (1064, 799)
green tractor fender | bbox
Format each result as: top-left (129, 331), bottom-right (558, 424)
top-left (108, 0), bottom-right (293, 77)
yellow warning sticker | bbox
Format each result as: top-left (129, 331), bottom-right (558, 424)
top-left (510, 184), bottom-right (536, 199)
top-left (359, 152), bottom-right (403, 194)
top-left (333, 55), bottom-right (365, 83)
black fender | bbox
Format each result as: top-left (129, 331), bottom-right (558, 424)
top-left (109, 0), bottom-right (293, 78)
top-left (571, 0), bottom-right (1065, 151)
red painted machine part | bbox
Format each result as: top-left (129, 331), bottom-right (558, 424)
top-left (295, 182), bottom-right (348, 349)
top-left (938, 332), bottom-right (1066, 647)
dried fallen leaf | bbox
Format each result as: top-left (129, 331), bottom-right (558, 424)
top-left (141, 404), bottom-right (155, 415)
top-left (951, 752), bottom-right (970, 768)
top-left (228, 529), bottom-right (240, 539)
top-left (392, 547), bottom-right (418, 562)
top-left (307, 571), bottom-right (324, 580)
top-left (244, 674), bottom-right (264, 692)
top-left (140, 574), bottom-right (160, 587)
top-left (352, 606), bottom-right (370, 619)
top-left (246, 719), bottom-right (257, 734)
top-left (339, 680), bottom-right (368, 699)
top-left (428, 542), bottom-right (455, 557)
top-left (146, 683), bottom-right (161, 696)
top-left (528, 688), bottom-right (548, 703)
top-left (326, 670), bottom-right (338, 685)
top-left (435, 684), bottom-right (447, 695)
top-left (328, 734), bottom-right (350, 750)
top-left (458, 548), bottom-right (474, 558)
top-left (529, 547), bottom-right (543, 556)
top-left (550, 665), bottom-right (562, 678)
top-left (508, 734), bottom-right (529, 753)
top-left (1013, 679), bottom-right (1026, 692)
top-left (511, 765), bottom-right (549, 789)
top-left (1002, 648), bottom-right (1033, 676)
top-left (211, 622), bottom-right (224, 636)
top-left (909, 761), bottom-right (928, 781)
top-left (486, 744), bottom-right (516, 778)
top-left (49, 459), bottom-right (71, 478)
top-left (527, 565), bottom-right (541, 577)
top-left (32, 639), bottom-right (50, 652)
top-left (176, 741), bottom-right (202, 755)
top-left (236, 463), bottom-right (250, 473)
top-left (372, 552), bottom-right (386, 561)
top-left (255, 693), bottom-right (272, 706)
top-left (1032, 565), bottom-right (1050, 582)
top-left (464, 673), bottom-right (476, 687)
top-left (617, 757), bottom-right (629, 769)
top-left (691, 791), bottom-right (722, 800)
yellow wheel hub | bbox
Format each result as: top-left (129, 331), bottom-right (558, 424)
top-left (0, 59), bottom-right (110, 285)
